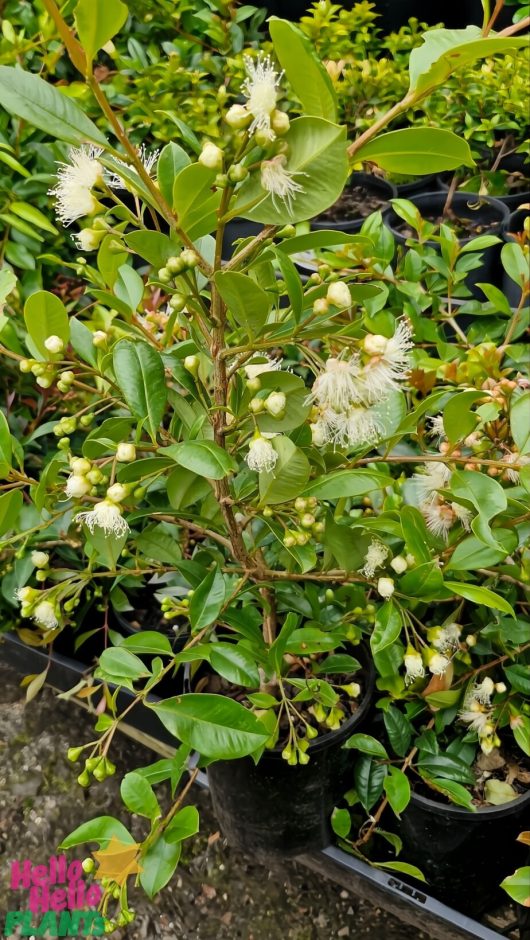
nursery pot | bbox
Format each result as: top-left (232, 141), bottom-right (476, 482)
top-left (383, 191), bottom-right (509, 298)
top-left (437, 172), bottom-right (530, 212)
top-left (394, 787), bottom-right (530, 917)
top-left (502, 206), bottom-right (530, 309)
top-left (395, 174), bottom-right (441, 198)
top-left (311, 173), bottom-right (397, 235)
top-left (205, 648), bottom-right (375, 859)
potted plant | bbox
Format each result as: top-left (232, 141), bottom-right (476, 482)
top-left (0, 0), bottom-right (528, 928)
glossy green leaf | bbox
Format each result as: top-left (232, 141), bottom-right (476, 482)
top-left (157, 142), bottom-right (191, 206)
top-left (98, 647), bottom-right (150, 680)
top-left (302, 470), bottom-right (390, 499)
top-left (383, 706), bottom-right (412, 758)
top-left (502, 242), bottom-right (530, 289)
top-left (165, 806), bottom-right (200, 844)
top-left (0, 490), bottom-right (22, 536)
top-left (354, 755), bottom-right (387, 812)
top-left (75, 0), bottom-right (128, 64)
top-left (259, 437), bottom-right (310, 505)
top-left (0, 410), bottom-right (12, 479)
top-left (120, 632), bottom-right (173, 656)
top-left (0, 66), bottom-right (107, 146)
top-left (371, 602), bottom-right (402, 656)
top-left (189, 567), bottom-right (226, 630)
top-left (210, 643), bottom-right (260, 688)
top-left (148, 694), bottom-right (269, 759)
top-left (114, 265), bottom-right (144, 313)
top-left (162, 440), bottom-right (237, 480)
top-left (139, 833), bottom-right (181, 899)
top-left (331, 807), bottom-right (351, 839)
top-left (24, 291), bottom-right (69, 359)
top-left (60, 816), bottom-right (135, 850)
top-left (444, 581), bottom-right (515, 618)
top-left (113, 340), bottom-right (167, 441)
top-left (214, 271), bottom-right (270, 335)
top-left (384, 767), bottom-right (411, 816)
top-left (447, 528), bottom-right (517, 571)
top-left (269, 18), bottom-right (337, 120)
top-left (501, 867), bottom-right (530, 906)
top-left (418, 753), bottom-right (476, 786)
top-left (173, 164), bottom-right (222, 239)
top-left (511, 392), bottom-right (530, 455)
top-left (355, 128), bottom-right (474, 174)
top-left (504, 665), bottom-right (530, 696)
top-left (409, 27), bottom-right (528, 94)
top-left (120, 772), bottom-right (160, 821)
top-left (423, 777), bottom-right (476, 810)
top-left (344, 734), bottom-right (389, 759)
top-left (512, 713), bottom-right (530, 757)
top-left (400, 506), bottom-right (431, 564)
top-left (374, 861), bottom-right (426, 883)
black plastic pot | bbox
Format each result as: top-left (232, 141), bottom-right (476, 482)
top-left (222, 218), bottom-right (263, 261)
top-left (395, 787), bottom-right (530, 917)
top-left (437, 173), bottom-right (530, 212)
top-left (311, 173), bottom-right (397, 235)
top-left (502, 206), bottom-right (530, 309)
top-left (383, 191), bottom-right (509, 297)
top-left (396, 174), bottom-right (441, 198)
top-left (206, 648), bottom-right (375, 859)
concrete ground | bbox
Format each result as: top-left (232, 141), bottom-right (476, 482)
top-left (0, 662), bottom-right (432, 939)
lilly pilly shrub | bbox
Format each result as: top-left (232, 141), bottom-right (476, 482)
top-left (0, 0), bottom-right (528, 921)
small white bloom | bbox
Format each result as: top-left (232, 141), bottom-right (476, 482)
top-left (16, 586), bottom-right (35, 604)
top-left (428, 415), bottom-right (447, 441)
top-left (361, 539), bottom-right (390, 578)
top-left (427, 652), bottom-right (451, 676)
top-left (49, 146), bottom-right (103, 226)
top-left (473, 676), bottom-right (495, 704)
top-left (106, 482), bottom-right (128, 503)
top-left (309, 357), bottom-right (364, 412)
top-left (242, 54), bottom-right (282, 140)
top-left (198, 141), bottom-right (224, 170)
top-left (451, 501), bottom-right (472, 531)
top-left (459, 703), bottom-right (493, 735)
top-left (31, 551), bottom-right (49, 569)
top-left (33, 600), bottom-right (59, 630)
top-left (390, 555), bottom-right (408, 575)
top-left (244, 355), bottom-right (283, 381)
top-left (116, 442), bottom-right (136, 463)
top-left (260, 155), bottom-right (306, 212)
top-left (404, 647), bottom-right (425, 684)
top-left (433, 622), bottom-right (461, 654)
top-left (77, 500), bottom-right (130, 537)
top-left (503, 451), bottom-right (530, 482)
top-left (361, 319), bottom-right (413, 404)
top-left (377, 577), bottom-right (395, 599)
top-left (92, 330), bottom-right (108, 348)
top-left (44, 335), bottom-right (64, 354)
top-left (246, 436), bottom-right (278, 473)
top-left (414, 462), bottom-right (452, 503)
top-left (74, 228), bottom-right (103, 251)
top-left (316, 406), bottom-right (382, 449)
top-left (65, 474), bottom-right (91, 499)
top-left (327, 281), bottom-right (352, 309)
top-left (264, 391), bottom-right (286, 417)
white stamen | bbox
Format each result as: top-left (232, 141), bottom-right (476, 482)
top-left (242, 54), bottom-right (282, 140)
top-left (260, 155), bottom-right (306, 212)
top-left (77, 500), bottom-right (130, 537)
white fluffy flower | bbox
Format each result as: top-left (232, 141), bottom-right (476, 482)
top-left (48, 146), bottom-right (103, 226)
top-left (404, 647), bottom-right (425, 684)
top-left (65, 474), bottom-right (91, 499)
top-left (327, 281), bottom-right (352, 309)
top-left (422, 500), bottom-right (457, 540)
top-left (377, 577), bottom-right (395, 599)
top-left (451, 501), bottom-right (472, 531)
top-left (31, 551), bottom-right (49, 569)
top-left (244, 355), bottom-right (283, 380)
top-left (414, 462), bottom-right (452, 503)
top-left (432, 622), bottom-right (461, 653)
top-left (361, 539), bottom-right (390, 578)
top-left (309, 357), bottom-right (364, 412)
top-left (107, 144), bottom-right (160, 190)
top-left (33, 600), bottom-right (59, 630)
top-left (246, 436), bottom-right (278, 473)
top-left (459, 702), bottom-right (493, 735)
top-left (261, 155), bottom-right (306, 211)
top-left (317, 406), bottom-right (382, 449)
top-left (77, 500), bottom-right (130, 537)
top-left (427, 652), bottom-right (451, 676)
top-left (360, 319), bottom-right (413, 404)
top-left (473, 676), bottom-right (495, 704)
top-left (242, 54), bottom-right (281, 140)
top-left (428, 415), bottom-right (446, 441)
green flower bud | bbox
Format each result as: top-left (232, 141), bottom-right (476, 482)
top-left (168, 293), bottom-right (186, 312)
top-left (77, 770), bottom-right (90, 788)
top-left (19, 359), bottom-right (33, 373)
top-left (180, 249), bottom-right (199, 269)
top-left (157, 267), bottom-right (172, 284)
top-left (249, 397), bottom-right (265, 414)
top-left (82, 857), bottom-right (95, 874)
top-left (67, 746), bottom-right (83, 762)
top-left (228, 163), bottom-right (249, 183)
top-left (167, 256), bottom-right (185, 275)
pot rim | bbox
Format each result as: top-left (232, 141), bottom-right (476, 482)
top-left (383, 191), bottom-right (510, 247)
top-left (409, 784), bottom-right (530, 818)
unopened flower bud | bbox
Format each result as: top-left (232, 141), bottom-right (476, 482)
top-left (166, 256), bottom-right (184, 275)
top-left (264, 391), bottom-right (286, 417)
top-left (71, 457), bottom-right (91, 475)
top-left (44, 335), bottom-right (64, 354)
top-left (82, 858), bottom-right (95, 874)
top-left (199, 142), bottom-right (223, 170)
top-left (19, 359), bottom-right (33, 373)
top-left (76, 228), bottom-right (104, 251)
top-left (249, 397), bottom-right (265, 414)
top-left (377, 577), bottom-right (395, 599)
top-left (106, 482), bottom-right (128, 503)
top-left (363, 333), bottom-right (388, 356)
top-left (228, 163), bottom-right (249, 183)
top-left (180, 249), bottom-right (199, 269)
top-left (465, 634), bottom-right (477, 647)
top-left (326, 281), bottom-right (351, 308)
top-left (225, 104), bottom-right (252, 129)
top-left (271, 110), bottom-right (290, 136)
top-left (36, 376), bottom-right (53, 389)
top-left (313, 297), bottom-right (329, 315)
top-left (495, 682), bottom-right (507, 693)
top-left (390, 555), bottom-right (407, 574)
top-left (31, 551), bottom-right (49, 569)
top-left (116, 442), bottom-right (136, 463)
top-left (184, 354), bottom-right (199, 375)
top-left (92, 331), bottom-right (107, 348)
